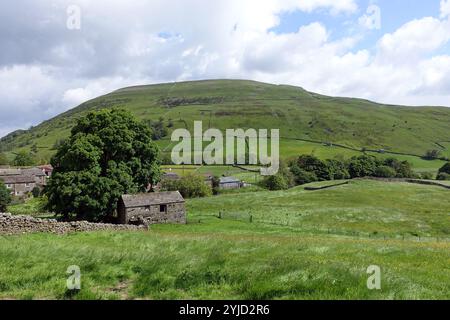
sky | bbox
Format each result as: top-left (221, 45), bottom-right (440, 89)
top-left (1, 0), bottom-right (450, 138)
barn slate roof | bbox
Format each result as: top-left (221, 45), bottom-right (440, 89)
top-left (22, 167), bottom-right (46, 177)
top-left (219, 176), bottom-right (241, 184)
top-left (121, 191), bottom-right (185, 208)
top-left (0, 175), bottom-right (36, 184)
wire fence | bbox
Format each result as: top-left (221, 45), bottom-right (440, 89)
top-left (193, 211), bottom-right (450, 243)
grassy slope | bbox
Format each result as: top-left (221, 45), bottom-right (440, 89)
top-left (0, 180), bottom-right (449, 300)
top-left (1, 80), bottom-right (449, 170)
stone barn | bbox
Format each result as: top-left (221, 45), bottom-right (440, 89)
top-left (117, 191), bottom-right (186, 225)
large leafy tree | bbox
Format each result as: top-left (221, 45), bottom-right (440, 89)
top-left (45, 109), bottom-right (161, 221)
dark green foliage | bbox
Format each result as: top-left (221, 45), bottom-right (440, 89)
top-left (45, 109), bottom-right (161, 221)
top-left (289, 154), bottom-right (415, 184)
top-left (374, 165), bottom-right (397, 178)
top-left (263, 174), bottom-right (289, 191)
top-left (0, 181), bottom-right (11, 212)
top-left (436, 172), bottom-right (450, 181)
top-left (383, 158), bottom-right (415, 178)
top-left (211, 176), bottom-right (220, 195)
top-left (13, 151), bottom-right (35, 166)
top-left (147, 117), bottom-right (168, 141)
top-left (161, 174), bottom-right (212, 198)
top-left (51, 138), bottom-right (66, 150)
top-left (290, 167), bottom-right (318, 185)
top-left (348, 155), bottom-right (380, 178)
top-left (438, 162), bottom-right (450, 175)
top-left (31, 187), bottom-right (41, 198)
top-left (294, 155), bottom-right (331, 181)
top-left (326, 159), bottom-right (350, 180)
top-left (423, 149), bottom-right (441, 160)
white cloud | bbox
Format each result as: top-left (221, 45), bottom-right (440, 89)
top-left (441, 0), bottom-right (450, 18)
top-left (2, 0), bottom-right (450, 138)
top-left (377, 17), bottom-right (450, 63)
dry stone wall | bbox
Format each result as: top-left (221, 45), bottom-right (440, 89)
top-left (0, 213), bottom-right (147, 235)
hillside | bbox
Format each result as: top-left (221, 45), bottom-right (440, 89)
top-left (1, 80), bottom-right (450, 165)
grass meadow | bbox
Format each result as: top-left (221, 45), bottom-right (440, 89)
top-left (0, 180), bottom-right (449, 300)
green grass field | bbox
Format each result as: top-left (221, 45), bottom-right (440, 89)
top-left (1, 180), bottom-right (449, 300)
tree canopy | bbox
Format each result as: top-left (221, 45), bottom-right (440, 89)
top-left (45, 109), bottom-right (161, 221)
top-left (13, 151), bottom-right (35, 167)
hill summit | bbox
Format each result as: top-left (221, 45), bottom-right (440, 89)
top-left (1, 79), bottom-right (450, 162)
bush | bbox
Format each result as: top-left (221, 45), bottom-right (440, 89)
top-left (263, 174), bottom-right (289, 191)
top-left (348, 155), bottom-right (380, 178)
top-left (423, 149), bottom-right (441, 160)
top-left (436, 172), bottom-right (450, 181)
top-left (326, 159), bottom-right (350, 180)
top-left (31, 186), bottom-right (41, 198)
top-left (0, 181), bottom-right (12, 212)
top-left (374, 166), bottom-right (397, 178)
top-left (420, 172), bottom-right (434, 180)
top-left (13, 151), bottom-right (35, 167)
top-left (161, 174), bottom-right (212, 198)
top-left (211, 176), bottom-right (220, 195)
top-left (383, 158), bottom-right (415, 178)
top-left (295, 155), bottom-right (331, 181)
top-left (438, 162), bottom-right (450, 175)
top-left (290, 167), bottom-right (318, 185)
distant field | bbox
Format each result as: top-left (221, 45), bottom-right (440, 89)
top-left (0, 180), bottom-right (449, 300)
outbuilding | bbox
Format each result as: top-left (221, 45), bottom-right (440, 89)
top-left (117, 191), bottom-right (186, 225)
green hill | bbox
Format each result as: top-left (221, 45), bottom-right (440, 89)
top-left (1, 80), bottom-right (450, 169)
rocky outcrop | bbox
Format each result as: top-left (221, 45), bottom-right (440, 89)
top-left (0, 213), bottom-right (147, 235)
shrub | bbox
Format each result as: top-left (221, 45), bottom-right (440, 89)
top-left (0, 181), bottom-right (12, 212)
top-left (263, 174), bottom-right (289, 191)
top-left (348, 155), bottom-right (380, 178)
top-left (161, 174), bottom-right (212, 198)
top-left (420, 172), bottom-right (434, 180)
top-left (13, 151), bottom-right (35, 167)
top-left (293, 155), bottom-right (330, 181)
top-left (326, 159), bottom-right (350, 180)
top-left (423, 149), bottom-right (441, 160)
top-left (436, 172), bottom-right (450, 181)
top-left (290, 167), bottom-right (318, 185)
top-left (383, 158), bottom-right (415, 178)
top-left (374, 166), bottom-right (397, 178)
top-left (211, 176), bottom-right (220, 195)
top-left (438, 162), bottom-right (450, 175)
top-left (31, 186), bottom-right (41, 198)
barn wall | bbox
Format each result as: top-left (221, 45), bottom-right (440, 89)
top-left (125, 202), bottom-right (186, 225)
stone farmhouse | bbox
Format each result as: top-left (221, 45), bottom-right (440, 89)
top-left (0, 175), bottom-right (37, 197)
top-left (117, 191), bottom-right (186, 225)
top-left (0, 166), bottom-right (51, 197)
